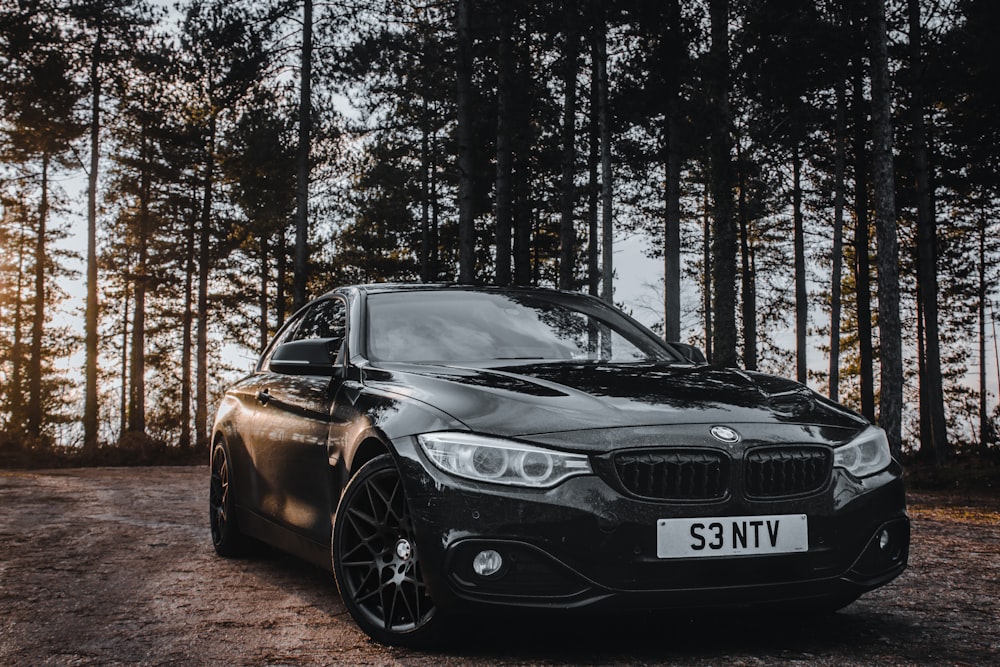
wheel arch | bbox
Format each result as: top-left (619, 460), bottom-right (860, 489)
top-left (350, 437), bottom-right (392, 475)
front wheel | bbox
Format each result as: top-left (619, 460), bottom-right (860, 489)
top-left (332, 455), bottom-right (443, 647)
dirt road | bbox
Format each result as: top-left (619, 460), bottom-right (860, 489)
top-left (1, 467), bottom-right (997, 666)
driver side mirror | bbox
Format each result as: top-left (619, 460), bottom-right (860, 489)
top-left (269, 339), bottom-right (342, 376)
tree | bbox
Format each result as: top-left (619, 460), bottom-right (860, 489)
top-left (0, 5), bottom-right (85, 441)
top-left (292, 0), bottom-right (313, 311)
top-left (707, 0), bottom-right (737, 367)
top-left (455, 0), bottom-right (475, 283)
top-left (868, 0), bottom-right (903, 455)
top-left (907, 0), bottom-right (949, 462)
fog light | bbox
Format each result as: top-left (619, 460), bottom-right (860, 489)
top-left (472, 549), bottom-right (503, 577)
top-left (878, 529), bottom-right (891, 551)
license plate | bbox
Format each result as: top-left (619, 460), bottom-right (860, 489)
top-left (656, 514), bottom-right (808, 559)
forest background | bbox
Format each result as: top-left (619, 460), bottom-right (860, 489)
top-left (0, 0), bottom-right (998, 476)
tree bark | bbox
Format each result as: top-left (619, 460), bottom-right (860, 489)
top-left (128, 130), bottom-right (152, 435)
top-left (27, 153), bottom-right (49, 440)
top-left (10, 223), bottom-right (27, 431)
top-left (421, 97), bottom-right (432, 282)
top-left (793, 143), bottom-right (807, 384)
top-left (830, 79), bottom-right (847, 402)
top-left (179, 216), bottom-right (194, 452)
top-left (595, 9), bottom-right (613, 303)
top-left (978, 210), bottom-right (988, 452)
top-left (259, 234), bottom-right (269, 352)
top-left (587, 17), bottom-right (600, 297)
top-left (276, 227), bottom-right (286, 329)
top-left (703, 182), bottom-right (713, 361)
top-left (558, 0), bottom-right (579, 291)
top-left (869, 0), bottom-right (903, 455)
top-left (195, 115), bottom-right (216, 453)
top-left (119, 282), bottom-right (129, 439)
top-left (663, 0), bottom-right (682, 343)
top-left (292, 0), bottom-right (313, 310)
top-left (736, 133), bottom-right (756, 369)
top-left (708, 0), bottom-right (737, 367)
top-left (909, 0), bottom-right (949, 462)
top-left (495, 0), bottom-right (513, 286)
top-left (665, 116), bottom-right (682, 342)
top-left (84, 7), bottom-right (103, 451)
top-left (852, 57), bottom-right (876, 422)
top-left (456, 0), bottom-right (475, 283)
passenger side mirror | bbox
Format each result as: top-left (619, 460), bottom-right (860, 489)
top-left (269, 339), bottom-right (342, 376)
top-left (670, 342), bottom-right (707, 364)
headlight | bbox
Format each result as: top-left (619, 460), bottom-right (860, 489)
top-left (417, 432), bottom-right (592, 488)
top-left (834, 426), bottom-right (892, 478)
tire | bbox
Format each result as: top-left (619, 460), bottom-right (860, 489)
top-left (332, 455), bottom-right (444, 647)
top-left (209, 439), bottom-right (254, 557)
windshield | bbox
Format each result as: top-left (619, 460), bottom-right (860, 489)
top-left (365, 290), bottom-right (676, 364)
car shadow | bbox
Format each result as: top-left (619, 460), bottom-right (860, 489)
top-left (433, 604), bottom-right (924, 662)
top-left (246, 553), bottom-right (929, 662)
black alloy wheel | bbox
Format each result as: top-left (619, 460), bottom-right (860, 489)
top-left (209, 440), bottom-right (250, 556)
top-left (333, 455), bottom-right (441, 647)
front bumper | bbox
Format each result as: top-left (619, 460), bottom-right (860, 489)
top-left (392, 436), bottom-right (909, 612)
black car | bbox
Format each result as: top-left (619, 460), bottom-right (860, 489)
top-left (209, 284), bottom-right (909, 646)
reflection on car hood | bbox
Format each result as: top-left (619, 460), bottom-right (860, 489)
top-left (363, 361), bottom-right (867, 438)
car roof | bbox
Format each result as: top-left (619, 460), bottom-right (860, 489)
top-left (328, 283), bottom-right (590, 298)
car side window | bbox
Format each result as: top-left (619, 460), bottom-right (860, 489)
top-left (257, 312), bottom-right (305, 372)
top-left (293, 298), bottom-right (347, 343)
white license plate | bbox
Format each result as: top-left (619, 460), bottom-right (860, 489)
top-left (656, 514), bottom-right (808, 559)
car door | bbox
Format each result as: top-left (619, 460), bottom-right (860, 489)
top-left (250, 296), bottom-right (347, 543)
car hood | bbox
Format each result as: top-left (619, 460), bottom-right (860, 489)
top-left (363, 361), bottom-right (867, 441)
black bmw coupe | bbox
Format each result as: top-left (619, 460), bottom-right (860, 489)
top-left (209, 283), bottom-right (909, 646)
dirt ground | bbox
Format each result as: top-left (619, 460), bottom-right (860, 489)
top-left (1, 467), bottom-right (997, 666)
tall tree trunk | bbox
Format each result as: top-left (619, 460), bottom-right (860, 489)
top-left (978, 210), bottom-right (988, 452)
top-left (119, 282), bottom-right (129, 439)
top-left (28, 153), bottom-right (49, 440)
top-left (852, 58), bottom-right (876, 422)
top-left (11, 222), bottom-right (27, 431)
top-left (558, 0), bottom-right (579, 291)
top-left (293, 0), bottom-right (313, 310)
top-left (128, 262), bottom-right (146, 435)
top-left (665, 117), bottom-right (682, 342)
top-left (259, 234), bottom-right (269, 351)
top-left (869, 0), bottom-right (903, 456)
top-left (793, 144), bottom-right (807, 384)
top-left (736, 133), bottom-right (756, 369)
top-left (708, 0), bottom-right (737, 367)
top-left (430, 132), bottom-right (440, 276)
top-left (662, 0), bottom-right (682, 343)
top-left (513, 14), bottom-right (534, 286)
top-left (128, 131), bottom-right (152, 435)
top-left (495, 1), bottom-right (513, 286)
top-left (84, 7), bottom-right (103, 451)
top-left (909, 0), bottom-right (948, 462)
top-left (276, 227), bottom-right (287, 329)
top-left (587, 22), bottom-right (600, 298)
top-left (595, 9), bottom-right (613, 303)
top-left (703, 181), bottom-right (713, 361)
top-left (421, 97), bottom-right (432, 282)
top-left (196, 117), bottom-right (216, 453)
top-left (830, 79), bottom-right (847, 402)
top-left (456, 0), bottom-right (475, 283)
top-left (179, 215), bottom-right (195, 452)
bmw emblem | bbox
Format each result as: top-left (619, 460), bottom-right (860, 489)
top-left (710, 426), bottom-right (741, 443)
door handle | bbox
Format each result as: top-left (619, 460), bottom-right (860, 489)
top-left (256, 388), bottom-right (271, 405)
